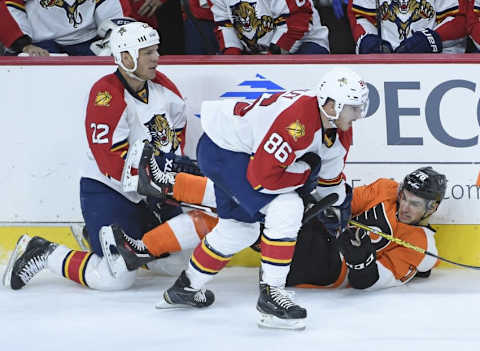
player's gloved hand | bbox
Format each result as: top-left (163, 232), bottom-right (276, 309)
top-left (332, 0), bottom-right (348, 19)
top-left (268, 43), bottom-right (289, 54)
top-left (154, 151), bottom-right (203, 176)
top-left (337, 225), bottom-right (379, 289)
top-left (317, 183), bottom-right (352, 236)
top-left (358, 34), bottom-right (393, 54)
top-left (394, 29), bottom-right (442, 53)
top-left (295, 152), bottom-right (322, 202)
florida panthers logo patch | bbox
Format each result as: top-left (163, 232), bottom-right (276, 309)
top-left (40, 0), bottom-right (88, 28)
top-left (378, 0), bottom-right (435, 40)
top-left (145, 114), bottom-right (179, 154)
top-left (230, 1), bottom-right (278, 52)
top-left (94, 91), bottom-right (112, 107)
top-left (286, 120), bottom-right (305, 142)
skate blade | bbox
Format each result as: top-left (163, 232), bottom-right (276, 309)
top-left (121, 140), bottom-right (143, 192)
top-left (155, 297), bottom-right (192, 310)
top-left (257, 312), bottom-right (306, 331)
top-left (99, 226), bottom-right (127, 279)
top-left (2, 234), bottom-right (31, 288)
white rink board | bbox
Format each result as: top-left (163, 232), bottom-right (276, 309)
top-left (0, 62), bottom-right (479, 223)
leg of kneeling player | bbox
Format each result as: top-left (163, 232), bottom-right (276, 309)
top-left (172, 173), bottom-right (216, 208)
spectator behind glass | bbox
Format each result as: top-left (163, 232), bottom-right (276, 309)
top-left (467, 0), bottom-right (480, 52)
top-left (183, 0), bottom-right (219, 54)
top-left (211, 0), bottom-right (330, 54)
top-left (314, 0), bottom-right (355, 53)
top-left (348, 0), bottom-right (466, 54)
top-left (3, 0), bottom-right (132, 56)
top-left (129, 0), bottom-right (185, 54)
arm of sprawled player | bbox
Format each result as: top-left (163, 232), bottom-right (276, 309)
top-left (85, 82), bottom-right (130, 183)
top-left (211, 0), bottom-right (243, 54)
top-left (269, 0), bottom-right (313, 53)
top-left (363, 224), bottom-right (439, 290)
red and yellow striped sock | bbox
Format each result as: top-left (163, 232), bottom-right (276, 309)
top-left (61, 250), bottom-right (94, 287)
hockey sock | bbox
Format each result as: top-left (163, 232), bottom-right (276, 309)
top-left (143, 211), bottom-right (217, 256)
top-left (172, 173), bottom-right (207, 204)
top-left (47, 245), bottom-right (94, 287)
top-left (260, 233), bottom-right (296, 287)
top-left (186, 237), bottom-right (233, 289)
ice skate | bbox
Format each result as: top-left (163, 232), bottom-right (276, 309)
top-left (2, 234), bottom-right (31, 288)
top-left (107, 224), bottom-right (156, 271)
top-left (257, 283), bottom-right (307, 330)
top-left (155, 270), bottom-right (214, 309)
top-left (8, 236), bottom-right (57, 290)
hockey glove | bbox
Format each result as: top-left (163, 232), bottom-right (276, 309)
top-left (154, 151), bottom-right (203, 176)
top-left (394, 29), bottom-right (442, 53)
top-left (337, 225), bottom-right (379, 289)
top-left (295, 152), bottom-right (322, 202)
top-left (358, 34), bottom-right (393, 54)
top-left (316, 183), bottom-right (352, 236)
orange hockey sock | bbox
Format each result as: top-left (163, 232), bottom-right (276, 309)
top-left (173, 173), bottom-right (207, 204)
top-left (143, 222), bottom-right (181, 257)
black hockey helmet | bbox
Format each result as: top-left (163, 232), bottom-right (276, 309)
top-left (401, 167), bottom-right (447, 203)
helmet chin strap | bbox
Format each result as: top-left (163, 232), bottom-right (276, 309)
top-left (319, 105), bottom-right (339, 129)
top-left (117, 51), bottom-right (147, 83)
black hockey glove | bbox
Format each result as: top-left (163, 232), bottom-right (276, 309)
top-left (395, 29), bottom-right (442, 53)
top-left (317, 183), bottom-right (352, 236)
top-left (154, 151), bottom-right (203, 176)
top-left (358, 34), bottom-right (393, 54)
top-left (337, 226), bottom-right (379, 289)
top-left (295, 152), bottom-right (322, 203)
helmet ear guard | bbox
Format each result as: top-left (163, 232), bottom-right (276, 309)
top-left (110, 22), bottom-right (160, 73)
top-left (316, 68), bottom-right (369, 123)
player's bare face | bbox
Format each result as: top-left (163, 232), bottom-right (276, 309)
top-left (398, 190), bottom-right (427, 224)
top-left (135, 45), bottom-right (159, 80)
top-left (334, 105), bottom-right (363, 131)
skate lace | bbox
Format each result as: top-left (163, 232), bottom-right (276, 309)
top-left (270, 286), bottom-right (297, 309)
top-left (185, 287), bottom-right (208, 303)
top-left (149, 157), bottom-right (176, 186)
top-left (124, 233), bottom-right (147, 254)
top-left (19, 253), bottom-right (48, 284)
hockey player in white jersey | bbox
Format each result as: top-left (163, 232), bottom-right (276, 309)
top-left (156, 68), bottom-right (369, 330)
top-left (2, 22), bottom-right (203, 292)
top-left (212, 0), bottom-right (330, 54)
top-left (348, 0), bottom-right (466, 53)
top-left (4, 0), bottom-right (132, 55)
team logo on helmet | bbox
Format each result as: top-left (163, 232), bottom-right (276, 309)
top-left (146, 114), bottom-right (179, 154)
top-left (286, 120), bottom-right (305, 142)
top-left (94, 91), bottom-right (112, 107)
top-left (378, 0), bottom-right (435, 40)
top-left (230, 1), bottom-right (278, 52)
top-left (338, 77), bottom-right (348, 87)
top-left (40, 0), bottom-right (88, 28)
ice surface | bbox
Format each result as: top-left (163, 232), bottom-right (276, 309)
top-left (1, 266), bottom-right (479, 351)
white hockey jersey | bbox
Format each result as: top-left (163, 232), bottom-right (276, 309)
top-left (211, 0), bottom-right (329, 53)
top-left (5, 0), bottom-right (131, 45)
top-left (348, 0), bottom-right (461, 50)
top-left (201, 90), bottom-right (350, 204)
top-left (83, 70), bottom-right (186, 203)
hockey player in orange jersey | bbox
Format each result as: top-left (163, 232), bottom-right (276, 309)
top-left (286, 166), bottom-right (447, 290)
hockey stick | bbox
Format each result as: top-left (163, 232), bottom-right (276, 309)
top-left (376, 0), bottom-right (382, 53)
top-left (349, 220), bottom-right (480, 270)
top-left (165, 192), bottom-right (338, 225)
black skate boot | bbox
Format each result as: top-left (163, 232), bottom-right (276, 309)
top-left (257, 282), bottom-right (307, 330)
top-left (156, 270), bottom-right (215, 309)
top-left (10, 236), bottom-right (58, 290)
top-left (111, 224), bottom-right (156, 271)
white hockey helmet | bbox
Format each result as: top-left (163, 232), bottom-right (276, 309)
top-left (110, 22), bottom-right (160, 73)
top-left (316, 68), bottom-right (369, 123)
